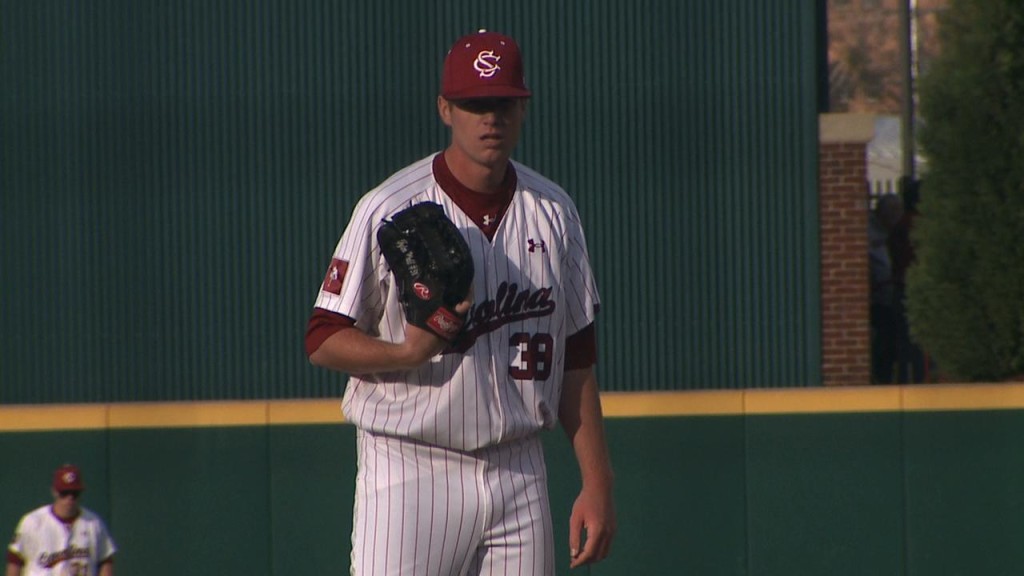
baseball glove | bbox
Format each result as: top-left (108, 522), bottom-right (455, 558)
top-left (377, 201), bottom-right (474, 341)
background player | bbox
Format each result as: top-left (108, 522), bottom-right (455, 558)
top-left (306, 30), bottom-right (616, 574)
top-left (6, 465), bottom-right (117, 576)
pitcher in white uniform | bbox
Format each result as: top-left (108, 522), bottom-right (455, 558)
top-left (6, 465), bottom-right (116, 576)
top-left (306, 29), bottom-right (616, 575)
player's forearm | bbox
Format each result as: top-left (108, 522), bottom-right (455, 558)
top-left (309, 325), bottom-right (445, 374)
top-left (6, 563), bottom-right (22, 576)
top-left (558, 367), bottom-right (615, 489)
top-left (99, 560), bottom-right (113, 576)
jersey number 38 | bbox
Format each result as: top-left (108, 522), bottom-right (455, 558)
top-left (509, 332), bottom-right (554, 381)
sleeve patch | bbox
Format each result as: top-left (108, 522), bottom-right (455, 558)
top-left (322, 259), bottom-right (349, 295)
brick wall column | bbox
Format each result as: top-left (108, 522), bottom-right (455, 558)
top-left (819, 114), bottom-right (875, 386)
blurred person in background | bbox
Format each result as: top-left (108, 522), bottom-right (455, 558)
top-left (6, 465), bottom-right (117, 576)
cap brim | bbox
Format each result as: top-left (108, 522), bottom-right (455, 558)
top-left (442, 86), bottom-right (532, 100)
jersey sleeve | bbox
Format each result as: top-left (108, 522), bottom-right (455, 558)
top-left (304, 309), bottom-right (356, 356)
top-left (562, 203), bottom-right (600, 335)
top-left (6, 547), bottom-right (25, 566)
top-left (312, 194), bottom-right (390, 333)
top-left (564, 322), bottom-right (597, 370)
top-left (96, 517), bottom-right (117, 562)
top-left (7, 516), bottom-right (29, 565)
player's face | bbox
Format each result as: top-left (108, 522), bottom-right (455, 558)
top-left (52, 489), bottom-right (82, 518)
top-left (438, 96), bottom-right (527, 170)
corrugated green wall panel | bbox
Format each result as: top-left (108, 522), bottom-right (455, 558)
top-left (540, 1), bottom-right (820, 391)
top-left (1, 0), bottom-right (819, 402)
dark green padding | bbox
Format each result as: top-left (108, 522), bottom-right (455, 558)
top-left (2, 410), bottom-right (1022, 575)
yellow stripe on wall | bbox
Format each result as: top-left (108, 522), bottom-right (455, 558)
top-left (0, 405), bottom-right (110, 431)
top-left (2, 383), bottom-right (1024, 432)
top-left (600, 390), bottom-right (744, 417)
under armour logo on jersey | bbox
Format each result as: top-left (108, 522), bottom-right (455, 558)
top-left (528, 239), bottom-right (547, 253)
top-left (474, 50), bottom-right (501, 78)
top-left (482, 214), bottom-right (496, 226)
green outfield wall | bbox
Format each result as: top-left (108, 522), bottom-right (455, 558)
top-left (1, 0), bottom-right (821, 403)
top-left (3, 384), bottom-right (1023, 576)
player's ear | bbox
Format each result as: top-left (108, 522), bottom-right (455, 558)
top-left (437, 96), bottom-right (453, 127)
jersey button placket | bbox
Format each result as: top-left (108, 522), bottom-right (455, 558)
top-left (482, 244), bottom-right (507, 444)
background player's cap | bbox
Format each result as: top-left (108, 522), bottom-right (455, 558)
top-left (441, 30), bottom-right (532, 100)
top-left (52, 464), bottom-right (85, 492)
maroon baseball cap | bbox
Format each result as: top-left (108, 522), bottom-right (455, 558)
top-left (441, 30), bottom-right (532, 100)
top-left (52, 464), bottom-right (85, 492)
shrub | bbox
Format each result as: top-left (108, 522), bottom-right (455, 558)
top-left (908, 0), bottom-right (1024, 381)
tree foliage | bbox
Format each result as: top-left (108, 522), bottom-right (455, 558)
top-left (908, 0), bottom-right (1024, 381)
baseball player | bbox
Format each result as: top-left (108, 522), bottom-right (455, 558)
top-left (306, 30), bottom-right (616, 575)
top-left (6, 465), bottom-right (117, 576)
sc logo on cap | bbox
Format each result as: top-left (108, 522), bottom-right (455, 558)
top-left (473, 50), bottom-right (501, 78)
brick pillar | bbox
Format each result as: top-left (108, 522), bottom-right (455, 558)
top-left (819, 114), bottom-right (875, 386)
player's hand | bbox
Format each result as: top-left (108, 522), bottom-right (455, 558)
top-left (399, 292), bottom-right (473, 366)
top-left (568, 482), bottom-right (616, 568)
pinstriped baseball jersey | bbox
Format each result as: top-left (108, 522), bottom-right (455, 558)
top-left (7, 506), bottom-right (116, 576)
top-left (313, 153), bottom-right (600, 452)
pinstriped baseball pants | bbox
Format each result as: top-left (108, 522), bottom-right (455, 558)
top-left (351, 430), bottom-right (555, 576)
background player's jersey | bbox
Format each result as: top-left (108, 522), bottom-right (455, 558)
top-left (314, 154), bottom-right (600, 451)
top-left (8, 506), bottom-right (116, 576)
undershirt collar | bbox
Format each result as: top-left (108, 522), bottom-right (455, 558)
top-left (49, 506), bottom-right (80, 524)
top-left (432, 153), bottom-right (516, 242)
